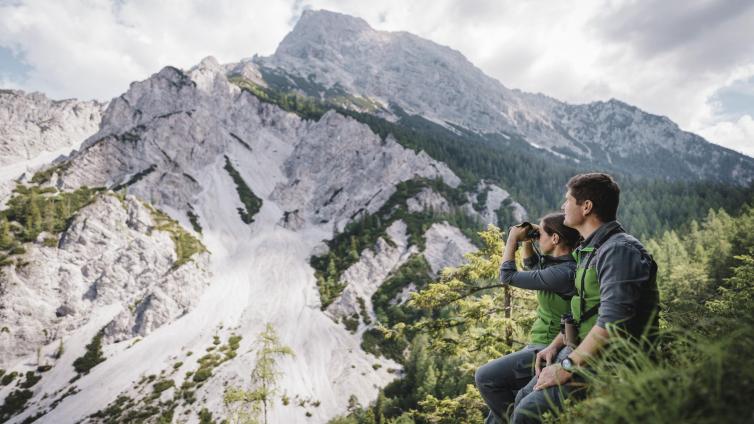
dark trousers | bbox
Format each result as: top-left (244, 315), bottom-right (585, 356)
top-left (475, 344), bottom-right (546, 424)
top-left (510, 347), bottom-right (588, 424)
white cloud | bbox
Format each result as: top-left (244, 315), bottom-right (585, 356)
top-left (696, 114), bottom-right (754, 157)
top-left (0, 0), bottom-right (296, 101)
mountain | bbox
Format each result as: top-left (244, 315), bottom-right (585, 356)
top-left (0, 90), bottom-right (104, 207)
top-left (257, 9), bottom-right (754, 185)
top-left (0, 90), bottom-right (103, 167)
top-left (0, 57), bottom-right (492, 423)
top-left (0, 9), bottom-right (752, 424)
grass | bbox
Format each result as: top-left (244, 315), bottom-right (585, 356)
top-left (542, 324), bottom-right (754, 424)
top-left (145, 203), bottom-right (207, 269)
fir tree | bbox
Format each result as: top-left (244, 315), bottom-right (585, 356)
top-left (224, 324), bottom-right (294, 424)
top-left (0, 216), bottom-right (12, 250)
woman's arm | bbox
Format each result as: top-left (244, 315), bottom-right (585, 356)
top-left (500, 226), bottom-right (575, 294)
top-left (500, 260), bottom-right (575, 295)
top-left (501, 226), bottom-right (522, 263)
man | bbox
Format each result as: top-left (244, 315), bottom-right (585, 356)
top-left (510, 173), bottom-right (659, 424)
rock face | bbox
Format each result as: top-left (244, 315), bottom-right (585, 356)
top-left (258, 9), bottom-right (754, 185)
top-left (0, 89), bottom-right (104, 166)
top-left (422, 222), bottom-right (477, 276)
top-left (269, 112), bottom-right (460, 232)
top-left (0, 90), bottom-right (105, 207)
top-left (326, 219), bottom-right (477, 330)
top-left (0, 194), bottom-right (210, 365)
top-left (326, 220), bottom-right (417, 328)
top-left (472, 181), bottom-right (528, 226)
top-left (406, 187), bottom-right (452, 214)
top-left (57, 59), bottom-right (458, 232)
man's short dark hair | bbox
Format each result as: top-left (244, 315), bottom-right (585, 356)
top-left (566, 173), bottom-right (620, 222)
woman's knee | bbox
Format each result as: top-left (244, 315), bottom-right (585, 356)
top-left (475, 361), bottom-right (493, 387)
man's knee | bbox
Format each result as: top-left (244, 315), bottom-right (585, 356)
top-left (511, 388), bottom-right (561, 424)
top-left (511, 392), bottom-right (544, 424)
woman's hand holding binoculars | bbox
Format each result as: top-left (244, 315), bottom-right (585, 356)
top-left (509, 222), bottom-right (541, 242)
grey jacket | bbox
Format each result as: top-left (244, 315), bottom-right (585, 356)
top-left (500, 253), bottom-right (576, 298)
top-left (578, 221), bottom-right (659, 337)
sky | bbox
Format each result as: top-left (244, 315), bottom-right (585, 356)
top-left (1, 0), bottom-right (753, 157)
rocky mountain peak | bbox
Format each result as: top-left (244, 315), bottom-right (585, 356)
top-left (258, 10), bottom-right (754, 185)
top-left (290, 9), bottom-right (372, 40)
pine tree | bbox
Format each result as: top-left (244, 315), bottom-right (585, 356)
top-left (373, 391), bottom-right (386, 424)
top-left (27, 193), bottom-right (42, 240)
top-left (43, 199), bottom-right (56, 233)
top-left (406, 225), bottom-right (535, 359)
top-left (0, 216), bottom-right (12, 250)
top-left (327, 254), bottom-right (338, 280)
top-left (349, 236), bottom-right (360, 261)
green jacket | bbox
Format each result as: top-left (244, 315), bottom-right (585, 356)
top-left (501, 254), bottom-right (576, 345)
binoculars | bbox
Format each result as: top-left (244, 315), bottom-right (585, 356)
top-left (516, 222), bottom-right (540, 240)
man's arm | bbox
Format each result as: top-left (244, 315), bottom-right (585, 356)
top-left (569, 325), bottom-right (609, 365)
top-left (534, 241), bottom-right (650, 390)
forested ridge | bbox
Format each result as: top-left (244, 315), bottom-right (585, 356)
top-left (230, 74), bottom-right (754, 240)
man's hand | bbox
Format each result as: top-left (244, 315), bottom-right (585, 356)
top-left (533, 364), bottom-right (572, 391)
top-left (534, 345), bottom-right (559, 376)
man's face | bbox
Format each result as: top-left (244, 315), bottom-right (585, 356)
top-left (561, 190), bottom-right (582, 228)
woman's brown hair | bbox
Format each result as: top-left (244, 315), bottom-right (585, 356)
top-left (541, 212), bottom-right (581, 249)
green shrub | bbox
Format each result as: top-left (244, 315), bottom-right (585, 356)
top-left (1, 371), bottom-right (18, 385)
top-left (72, 330), bottom-right (106, 374)
top-left (19, 371), bottom-right (41, 388)
top-left (145, 203), bottom-right (207, 268)
top-left (152, 379), bottom-right (175, 394)
top-left (0, 389), bottom-right (33, 421)
top-left (192, 367), bottom-right (212, 383)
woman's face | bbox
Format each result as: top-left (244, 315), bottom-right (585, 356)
top-left (537, 220), bottom-right (559, 255)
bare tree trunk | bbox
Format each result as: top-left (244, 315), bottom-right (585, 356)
top-left (504, 284), bottom-right (512, 346)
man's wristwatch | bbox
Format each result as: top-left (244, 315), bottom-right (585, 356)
top-left (560, 356), bottom-right (576, 373)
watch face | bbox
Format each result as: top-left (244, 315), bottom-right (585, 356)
top-left (561, 358), bottom-right (573, 371)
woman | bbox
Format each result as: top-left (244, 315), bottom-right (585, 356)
top-left (475, 212), bottom-right (581, 424)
